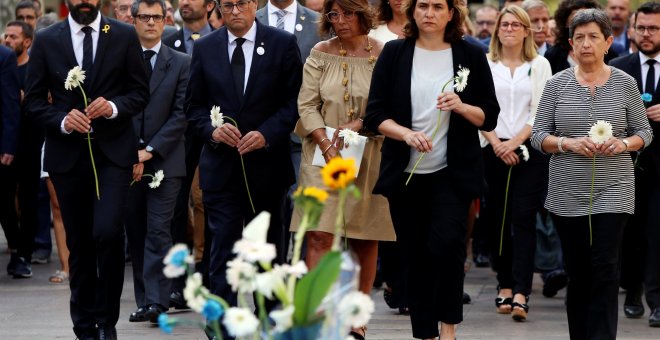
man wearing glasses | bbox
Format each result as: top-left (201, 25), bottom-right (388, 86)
top-left (114, 0), bottom-right (135, 24)
top-left (185, 0), bottom-right (301, 337)
top-left (125, 0), bottom-right (190, 326)
top-left (610, 0), bottom-right (660, 328)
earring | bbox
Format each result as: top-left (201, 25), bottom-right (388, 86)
top-left (604, 50), bottom-right (608, 55)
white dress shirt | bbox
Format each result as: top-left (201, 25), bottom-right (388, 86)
top-left (227, 23), bottom-right (257, 93)
top-left (489, 60), bottom-right (532, 140)
top-left (267, 1), bottom-right (297, 34)
top-left (640, 52), bottom-right (660, 94)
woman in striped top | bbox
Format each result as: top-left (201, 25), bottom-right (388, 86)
top-left (530, 9), bottom-right (652, 340)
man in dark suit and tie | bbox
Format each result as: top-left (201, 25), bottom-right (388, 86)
top-left (609, 0), bottom-right (660, 327)
top-left (125, 0), bottom-right (190, 325)
top-left (0, 44), bottom-right (20, 276)
top-left (186, 0), bottom-right (302, 315)
top-left (24, 0), bottom-right (149, 338)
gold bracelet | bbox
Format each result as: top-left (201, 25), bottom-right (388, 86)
top-left (319, 138), bottom-right (330, 147)
top-left (322, 144), bottom-right (333, 155)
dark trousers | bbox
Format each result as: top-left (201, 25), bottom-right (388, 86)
top-left (644, 172), bottom-right (660, 309)
top-left (50, 144), bottom-right (131, 338)
top-left (483, 143), bottom-right (548, 296)
top-left (0, 162), bottom-right (19, 250)
top-left (125, 166), bottom-right (181, 309)
top-left (203, 169), bottom-right (287, 306)
top-left (553, 213), bottom-right (628, 340)
top-left (387, 169), bottom-right (469, 339)
top-left (620, 167), bottom-right (648, 301)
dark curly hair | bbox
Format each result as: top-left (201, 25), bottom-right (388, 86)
top-left (377, 0), bottom-right (393, 23)
top-left (318, 0), bottom-right (375, 37)
top-left (553, 0), bottom-right (601, 51)
top-left (403, 0), bottom-right (464, 42)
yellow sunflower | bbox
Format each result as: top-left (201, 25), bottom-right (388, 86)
top-left (321, 157), bottom-right (356, 190)
top-left (293, 186), bottom-right (329, 203)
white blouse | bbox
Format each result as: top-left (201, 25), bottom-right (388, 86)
top-left (368, 24), bottom-right (399, 44)
top-left (406, 47), bottom-right (453, 174)
top-left (489, 60), bottom-right (533, 140)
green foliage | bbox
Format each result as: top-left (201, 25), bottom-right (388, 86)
top-left (292, 251), bottom-right (342, 326)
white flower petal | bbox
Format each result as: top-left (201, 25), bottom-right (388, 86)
top-left (269, 306), bottom-right (294, 332)
top-left (588, 120), bottom-right (613, 145)
top-left (183, 273), bottom-right (208, 312)
top-left (242, 211), bottom-right (271, 243)
top-left (519, 145), bottom-right (530, 162)
top-left (210, 105), bottom-right (224, 128)
top-left (223, 307), bottom-right (259, 337)
top-left (226, 258), bottom-right (257, 293)
top-left (338, 291), bottom-right (375, 328)
top-left (338, 128), bottom-right (360, 146)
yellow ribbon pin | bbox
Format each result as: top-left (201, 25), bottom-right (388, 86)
top-left (102, 24), bottom-right (110, 33)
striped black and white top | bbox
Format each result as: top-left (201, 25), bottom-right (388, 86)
top-left (531, 67), bottom-right (653, 217)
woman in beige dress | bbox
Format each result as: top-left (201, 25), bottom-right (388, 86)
top-left (292, 0), bottom-right (395, 337)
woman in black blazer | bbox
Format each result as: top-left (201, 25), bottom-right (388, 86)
top-left (364, 0), bottom-right (499, 338)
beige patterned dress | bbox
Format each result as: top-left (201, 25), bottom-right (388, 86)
top-left (291, 49), bottom-right (395, 241)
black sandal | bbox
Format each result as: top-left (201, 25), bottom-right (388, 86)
top-left (495, 296), bottom-right (513, 314)
top-left (349, 326), bottom-right (367, 340)
top-left (511, 302), bottom-right (529, 321)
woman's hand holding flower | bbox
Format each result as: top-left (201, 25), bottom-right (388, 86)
top-left (332, 119), bottom-right (363, 150)
top-left (403, 129), bottom-right (432, 153)
top-left (212, 122), bottom-right (242, 147)
top-left (437, 92), bottom-right (463, 112)
top-left (597, 137), bottom-right (626, 156)
top-left (564, 136), bottom-right (598, 157)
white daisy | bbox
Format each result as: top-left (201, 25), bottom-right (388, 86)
top-left (453, 66), bottom-right (470, 92)
top-left (64, 66), bottom-right (86, 91)
top-left (162, 244), bottom-right (194, 278)
top-left (183, 272), bottom-right (209, 312)
top-left (255, 270), bottom-right (286, 300)
top-left (338, 128), bottom-right (360, 147)
top-left (338, 291), bottom-right (375, 328)
top-left (519, 145), bottom-right (530, 162)
top-left (149, 170), bottom-right (165, 189)
top-left (226, 258), bottom-right (257, 293)
top-left (269, 306), bottom-right (294, 332)
top-left (222, 307), bottom-right (259, 338)
top-left (233, 239), bottom-right (277, 264)
top-left (210, 105), bottom-right (224, 128)
top-left (588, 120), bottom-right (613, 145)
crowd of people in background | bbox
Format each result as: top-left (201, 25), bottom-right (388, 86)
top-left (0, 0), bottom-right (659, 339)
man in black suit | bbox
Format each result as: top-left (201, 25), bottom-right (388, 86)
top-left (0, 45), bottom-right (20, 276)
top-left (609, 0), bottom-right (660, 327)
top-left (24, 0), bottom-right (149, 338)
top-left (186, 0), bottom-right (302, 313)
top-left (125, 0), bottom-right (190, 325)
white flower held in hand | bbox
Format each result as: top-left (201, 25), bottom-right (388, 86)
top-left (337, 291), bottom-right (375, 328)
top-left (210, 105), bottom-right (224, 128)
top-left (223, 307), bottom-right (260, 337)
top-left (453, 66), bottom-right (470, 92)
top-left (338, 128), bottom-right (360, 147)
top-left (589, 120), bottom-right (613, 145)
top-left (149, 170), bottom-right (164, 189)
top-left (519, 145), bottom-right (530, 162)
top-left (64, 66), bottom-right (86, 90)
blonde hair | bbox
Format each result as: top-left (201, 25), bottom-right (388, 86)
top-left (488, 5), bottom-right (537, 62)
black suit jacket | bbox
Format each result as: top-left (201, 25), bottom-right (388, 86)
top-left (610, 52), bottom-right (660, 176)
top-left (0, 45), bottom-right (20, 156)
top-left (24, 17), bottom-right (150, 173)
top-left (365, 38), bottom-right (500, 199)
top-left (186, 21), bottom-right (303, 192)
top-left (134, 45), bottom-right (190, 177)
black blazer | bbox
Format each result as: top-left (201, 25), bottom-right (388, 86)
top-left (185, 21), bottom-right (303, 192)
top-left (365, 38), bottom-right (500, 199)
top-left (0, 45), bottom-right (20, 156)
top-left (24, 17), bottom-right (150, 173)
top-left (610, 52), bottom-right (660, 176)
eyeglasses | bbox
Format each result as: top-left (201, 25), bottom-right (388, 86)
top-left (499, 21), bottom-right (525, 31)
top-left (219, 0), bottom-right (252, 13)
top-left (135, 14), bottom-right (165, 23)
top-left (635, 25), bottom-right (659, 35)
top-left (325, 11), bottom-right (355, 23)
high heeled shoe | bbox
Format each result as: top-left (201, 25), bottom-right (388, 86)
top-left (495, 296), bottom-right (513, 314)
top-left (512, 301), bottom-right (529, 321)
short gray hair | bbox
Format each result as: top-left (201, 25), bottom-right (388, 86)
top-left (131, 0), bottom-right (166, 18)
top-left (521, 0), bottom-right (548, 12)
top-left (569, 8), bottom-right (613, 38)
top-left (35, 12), bottom-right (58, 31)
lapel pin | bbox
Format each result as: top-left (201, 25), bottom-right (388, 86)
top-left (295, 24), bottom-right (303, 32)
top-left (102, 24), bottom-right (110, 33)
top-left (300, 15), bottom-right (305, 21)
top-left (256, 47), bottom-right (265, 55)
top-left (174, 40), bottom-right (181, 48)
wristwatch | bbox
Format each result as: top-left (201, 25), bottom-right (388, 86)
top-left (145, 145), bottom-right (154, 153)
top-left (621, 139), bottom-right (629, 152)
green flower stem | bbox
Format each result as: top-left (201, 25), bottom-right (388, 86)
top-left (286, 212), bottom-right (310, 302)
top-left (129, 173), bottom-right (154, 186)
top-left (211, 319), bottom-right (224, 340)
top-left (76, 81), bottom-right (100, 200)
top-left (332, 189), bottom-right (348, 251)
top-left (405, 79), bottom-right (453, 186)
top-left (589, 156), bottom-right (595, 246)
top-left (255, 293), bottom-right (271, 339)
top-left (499, 166), bottom-right (513, 256)
top-left (223, 117), bottom-right (255, 214)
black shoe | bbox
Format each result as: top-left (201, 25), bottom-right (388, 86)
top-left (624, 289), bottom-right (644, 318)
top-left (12, 257), bottom-right (32, 278)
top-left (169, 291), bottom-right (188, 309)
top-left (473, 253), bottom-right (490, 268)
top-left (649, 308), bottom-right (660, 327)
top-left (6, 252), bottom-right (19, 275)
top-left (463, 291), bottom-right (471, 304)
top-left (129, 306), bottom-right (148, 322)
top-left (145, 304), bottom-right (168, 324)
top-left (542, 271), bottom-right (567, 298)
top-left (97, 326), bottom-right (117, 340)
top-left (31, 247), bottom-right (51, 264)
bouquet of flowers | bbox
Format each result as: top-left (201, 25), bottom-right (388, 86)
top-left (158, 157), bottom-right (374, 339)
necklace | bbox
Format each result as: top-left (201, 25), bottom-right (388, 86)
top-left (338, 36), bottom-right (375, 119)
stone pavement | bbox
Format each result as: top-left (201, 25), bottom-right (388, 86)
top-left (1, 235), bottom-right (659, 339)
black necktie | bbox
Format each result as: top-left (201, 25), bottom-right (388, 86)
top-left (645, 59), bottom-right (657, 94)
top-left (232, 38), bottom-right (246, 101)
top-left (81, 26), bottom-right (93, 75)
top-left (143, 50), bottom-right (156, 80)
